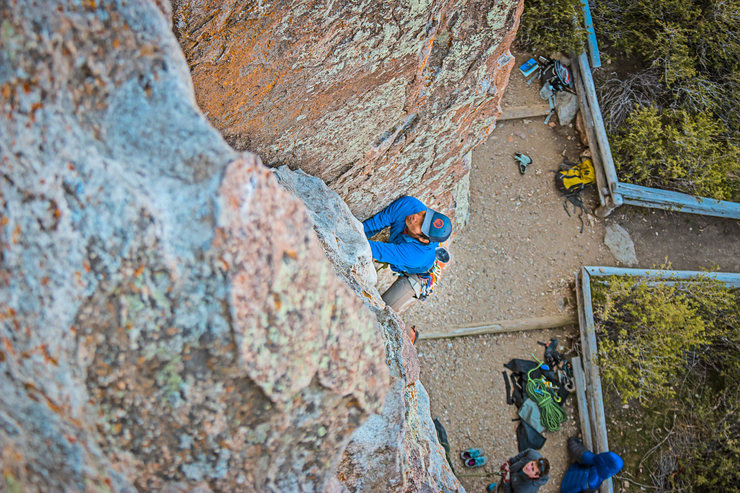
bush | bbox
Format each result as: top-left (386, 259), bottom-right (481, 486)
top-left (592, 275), bottom-right (731, 402)
top-left (517, 0), bottom-right (588, 55)
top-left (591, 0), bottom-right (740, 199)
top-left (610, 105), bottom-right (740, 200)
top-left (593, 275), bottom-right (740, 490)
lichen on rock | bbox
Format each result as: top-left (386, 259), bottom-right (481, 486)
top-left (173, 0), bottom-right (523, 222)
top-left (275, 166), bottom-right (461, 491)
top-left (1, 2), bottom-right (387, 491)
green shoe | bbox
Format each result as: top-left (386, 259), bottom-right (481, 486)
top-left (464, 456), bottom-right (487, 468)
top-left (460, 448), bottom-right (483, 460)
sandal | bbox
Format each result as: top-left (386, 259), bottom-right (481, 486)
top-left (464, 456), bottom-right (487, 468)
top-left (460, 448), bottom-right (483, 460)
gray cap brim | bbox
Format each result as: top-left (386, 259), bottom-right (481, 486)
top-left (420, 207), bottom-right (435, 237)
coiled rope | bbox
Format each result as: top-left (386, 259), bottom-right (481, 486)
top-left (526, 355), bottom-right (568, 432)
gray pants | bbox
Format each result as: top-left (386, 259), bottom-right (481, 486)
top-left (381, 274), bottom-right (422, 313)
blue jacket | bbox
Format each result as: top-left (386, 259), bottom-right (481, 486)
top-left (560, 451), bottom-right (623, 493)
top-left (362, 196), bottom-right (438, 274)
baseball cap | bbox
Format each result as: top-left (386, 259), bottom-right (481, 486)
top-left (421, 208), bottom-right (452, 243)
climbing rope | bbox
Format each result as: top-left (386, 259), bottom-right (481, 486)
top-left (526, 355), bottom-right (568, 432)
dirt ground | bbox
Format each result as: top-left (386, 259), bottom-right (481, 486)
top-left (401, 49), bottom-right (740, 493)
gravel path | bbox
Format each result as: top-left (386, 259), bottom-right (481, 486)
top-left (401, 49), bottom-right (740, 493)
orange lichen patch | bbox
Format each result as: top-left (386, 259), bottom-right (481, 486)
top-left (139, 45), bottom-right (156, 57)
top-left (40, 344), bottom-right (58, 366)
top-left (416, 35), bottom-right (437, 78)
top-left (11, 225), bottom-right (21, 244)
top-left (134, 264), bottom-right (145, 277)
top-left (3, 337), bottom-right (16, 356)
top-left (82, 260), bottom-right (91, 273)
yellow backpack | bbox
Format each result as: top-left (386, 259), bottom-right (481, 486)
top-left (556, 158), bottom-right (595, 196)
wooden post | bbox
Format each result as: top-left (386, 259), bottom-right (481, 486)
top-left (577, 268), bottom-right (613, 493)
top-left (418, 314), bottom-right (576, 340)
top-left (577, 52), bottom-right (620, 193)
top-left (571, 55), bottom-right (608, 209)
top-left (571, 356), bottom-right (594, 452)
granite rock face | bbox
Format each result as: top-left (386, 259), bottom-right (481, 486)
top-left (275, 167), bottom-right (461, 491)
top-left (0, 2), bottom-right (387, 491)
top-left (173, 0), bottom-right (523, 221)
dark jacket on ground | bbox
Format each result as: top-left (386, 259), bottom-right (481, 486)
top-left (362, 196), bottom-right (438, 274)
top-left (560, 437), bottom-right (624, 493)
top-left (502, 448), bottom-right (549, 493)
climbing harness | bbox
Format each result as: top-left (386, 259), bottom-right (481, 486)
top-left (525, 354), bottom-right (568, 432)
top-left (538, 339), bottom-right (575, 393)
top-left (418, 247), bottom-right (450, 300)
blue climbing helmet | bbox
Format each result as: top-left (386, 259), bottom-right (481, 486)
top-left (421, 208), bottom-right (452, 243)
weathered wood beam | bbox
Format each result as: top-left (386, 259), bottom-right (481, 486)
top-left (571, 356), bottom-right (594, 451)
top-left (418, 314), bottom-right (576, 340)
top-left (498, 104), bottom-right (551, 121)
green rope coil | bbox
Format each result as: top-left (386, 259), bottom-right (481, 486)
top-left (526, 358), bottom-right (568, 432)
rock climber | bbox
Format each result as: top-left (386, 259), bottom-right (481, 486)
top-left (362, 195), bottom-right (452, 275)
top-left (560, 437), bottom-right (623, 493)
top-left (488, 448), bottom-right (550, 493)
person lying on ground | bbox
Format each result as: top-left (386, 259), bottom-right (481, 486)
top-left (560, 437), bottom-right (623, 493)
top-left (362, 195), bottom-right (452, 274)
top-left (490, 448), bottom-right (550, 493)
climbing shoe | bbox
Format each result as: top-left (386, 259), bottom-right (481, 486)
top-left (464, 456), bottom-right (487, 468)
top-left (487, 483), bottom-right (497, 492)
top-left (460, 448), bottom-right (483, 460)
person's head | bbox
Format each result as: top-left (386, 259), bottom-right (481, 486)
top-left (404, 210), bottom-right (427, 242)
top-left (522, 458), bottom-right (549, 479)
top-left (405, 207), bottom-right (452, 244)
top-left (421, 208), bottom-right (452, 243)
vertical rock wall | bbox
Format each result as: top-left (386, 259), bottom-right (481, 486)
top-left (173, 0), bottom-right (522, 221)
top-left (274, 167), bottom-right (461, 491)
top-left (0, 1), bottom-right (387, 491)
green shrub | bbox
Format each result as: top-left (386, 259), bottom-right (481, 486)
top-left (610, 105), bottom-right (740, 200)
top-left (593, 275), bottom-right (740, 489)
top-left (592, 275), bottom-right (723, 402)
top-left (517, 0), bottom-right (588, 55)
top-left (591, 0), bottom-right (740, 198)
